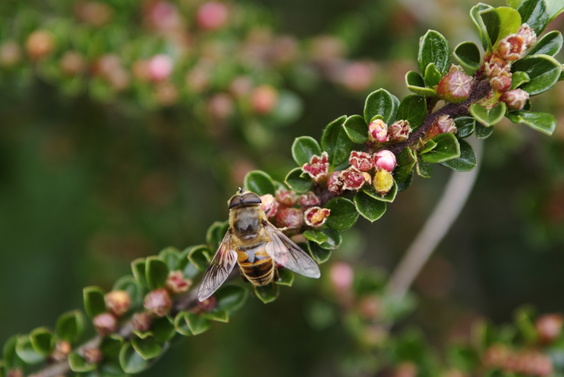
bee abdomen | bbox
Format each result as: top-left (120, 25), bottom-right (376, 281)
top-left (239, 258), bottom-right (275, 286)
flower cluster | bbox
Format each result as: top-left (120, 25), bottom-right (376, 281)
top-left (368, 119), bottom-right (412, 144)
top-left (260, 189), bottom-right (330, 229)
top-left (479, 23), bottom-right (536, 110)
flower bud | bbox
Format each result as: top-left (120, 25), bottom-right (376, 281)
top-left (60, 51), bottom-right (86, 76)
top-left (147, 54), bottom-right (173, 82)
top-left (50, 340), bottom-right (71, 362)
top-left (373, 150), bottom-right (396, 172)
top-left (340, 61), bottom-right (376, 92)
top-left (0, 41), bottom-right (22, 68)
top-left (436, 65), bottom-right (472, 103)
top-left (250, 84), bottom-right (278, 114)
top-left (275, 207), bottom-right (304, 229)
top-left (196, 1), bottom-right (229, 31)
top-left (132, 312), bottom-right (153, 332)
top-left (207, 93), bottom-right (234, 120)
top-left (165, 270), bottom-right (192, 294)
top-left (93, 312), bottom-right (117, 336)
top-left (368, 119), bottom-right (388, 143)
top-left (144, 288), bottom-right (172, 317)
top-left (302, 152), bottom-right (329, 182)
top-left (498, 34), bottom-right (527, 61)
top-left (483, 53), bottom-right (511, 78)
top-left (357, 296), bottom-right (381, 319)
top-left (490, 74), bottom-right (513, 92)
top-left (517, 24), bottom-right (537, 48)
top-left (426, 115), bottom-right (457, 139)
top-left (304, 206), bottom-right (330, 227)
top-left (373, 169), bottom-right (394, 196)
top-left (329, 261), bottom-right (354, 292)
top-left (349, 151), bottom-right (373, 171)
top-left (25, 30), bottom-right (55, 60)
top-left (500, 88), bottom-right (529, 110)
top-left (327, 171), bottom-right (345, 195)
top-left (536, 314), bottom-right (563, 344)
top-left (342, 166), bottom-right (368, 191)
top-left (104, 290), bottom-right (131, 317)
top-left (260, 194), bottom-right (279, 217)
top-left (83, 347), bottom-right (103, 364)
top-left (388, 120), bottom-right (411, 143)
top-left (298, 192), bottom-right (321, 208)
top-left (275, 188), bottom-right (298, 207)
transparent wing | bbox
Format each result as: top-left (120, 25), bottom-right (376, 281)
top-left (264, 222), bottom-right (320, 278)
top-left (198, 231), bottom-right (237, 301)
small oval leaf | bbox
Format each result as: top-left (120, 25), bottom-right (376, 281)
top-left (364, 89), bottom-right (400, 124)
top-left (418, 30), bottom-right (450, 75)
top-left (512, 54), bottom-right (562, 95)
top-left (284, 168), bottom-right (313, 194)
top-left (506, 111), bottom-right (557, 135)
top-left (354, 191), bottom-right (387, 222)
top-left (324, 197), bottom-right (359, 231)
top-left (453, 41), bottom-right (481, 73)
top-left (343, 114), bottom-right (369, 144)
top-left (440, 139), bottom-right (477, 172)
top-left (321, 115), bottom-right (351, 167)
top-left (421, 133), bottom-right (461, 163)
top-left (145, 256), bottom-right (169, 290)
top-left (291, 136), bottom-right (322, 166)
top-left (83, 286), bottom-right (106, 318)
top-left (527, 30), bottom-right (563, 57)
top-left (244, 170), bottom-right (276, 196)
top-left (55, 310), bottom-right (85, 343)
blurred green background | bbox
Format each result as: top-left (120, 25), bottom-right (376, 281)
top-left (1, 0), bottom-right (563, 376)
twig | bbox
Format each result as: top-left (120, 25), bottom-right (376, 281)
top-left (386, 137), bottom-right (484, 301)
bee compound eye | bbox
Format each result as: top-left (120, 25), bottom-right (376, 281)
top-left (241, 192), bottom-right (261, 205)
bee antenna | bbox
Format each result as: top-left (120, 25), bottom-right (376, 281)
top-left (237, 186), bottom-right (244, 194)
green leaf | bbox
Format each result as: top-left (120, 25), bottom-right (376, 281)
top-left (362, 181), bottom-right (398, 203)
top-left (514, 306), bottom-right (539, 343)
top-left (243, 170), bottom-right (275, 196)
top-left (215, 285), bottom-right (248, 313)
top-left (469, 102), bottom-right (507, 126)
top-left (511, 71), bottom-right (531, 89)
top-left (342, 115), bottom-right (368, 145)
top-left (423, 62), bottom-right (443, 87)
top-left (183, 312), bottom-right (211, 335)
top-left (131, 258), bottom-right (147, 288)
top-left (516, 0), bottom-right (551, 35)
top-left (394, 148), bottom-right (417, 187)
top-left (405, 71), bottom-right (436, 96)
top-left (29, 327), bottom-right (54, 356)
top-left (15, 336), bottom-right (44, 364)
top-left (512, 55), bottom-right (562, 95)
top-left (284, 168), bottom-right (313, 194)
top-left (480, 7), bottom-right (522, 47)
top-left (275, 269), bottom-right (294, 286)
top-left (158, 247), bottom-right (181, 271)
top-left (308, 242), bottom-right (332, 264)
top-left (527, 30), bottom-right (563, 56)
top-left (291, 136), bottom-right (322, 166)
top-left (324, 197), bottom-right (359, 231)
top-left (416, 157), bottom-right (433, 178)
top-left (421, 133), bottom-right (461, 163)
top-left (83, 286), bottom-right (106, 318)
top-left (418, 30), bottom-right (450, 75)
top-left (303, 229), bottom-right (328, 244)
top-left (321, 115), bottom-right (352, 167)
top-left (113, 275), bottom-right (143, 307)
top-left (55, 310), bottom-right (85, 343)
top-left (202, 309), bottom-right (229, 323)
top-left (187, 245), bottom-right (213, 271)
top-left (396, 95), bottom-right (427, 130)
top-left (470, 3), bottom-right (495, 50)
top-left (131, 335), bottom-right (162, 360)
top-left (3, 335), bottom-right (24, 369)
top-left (303, 228), bottom-right (342, 249)
top-left (119, 342), bottom-right (150, 374)
top-left (363, 89), bottom-right (400, 124)
top-left (254, 283), bottom-right (279, 304)
top-left (420, 138), bottom-right (438, 154)
top-left (145, 256), bottom-right (169, 290)
top-left (354, 191), bottom-right (387, 222)
top-left (475, 122), bottom-right (495, 139)
top-left (506, 111), bottom-right (557, 135)
top-left (440, 139), bottom-right (477, 172)
top-left (68, 352), bottom-right (97, 373)
top-left (453, 41), bottom-right (482, 73)
top-left (206, 221), bottom-right (229, 250)
top-left (454, 116), bottom-right (476, 138)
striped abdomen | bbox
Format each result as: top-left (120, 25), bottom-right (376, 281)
top-left (236, 243), bottom-right (275, 286)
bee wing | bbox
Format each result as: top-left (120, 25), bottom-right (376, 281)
top-left (198, 231), bottom-right (238, 302)
top-left (264, 222), bottom-right (320, 279)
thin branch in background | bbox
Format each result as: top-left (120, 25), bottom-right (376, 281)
top-left (386, 137), bottom-right (484, 301)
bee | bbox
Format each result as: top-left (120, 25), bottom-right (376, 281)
top-left (198, 188), bottom-right (320, 301)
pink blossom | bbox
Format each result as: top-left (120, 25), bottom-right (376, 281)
top-left (302, 152), bottom-right (329, 182)
top-left (327, 171), bottom-right (345, 195)
top-left (388, 120), bottom-right (411, 143)
top-left (196, 1), bottom-right (229, 31)
top-left (304, 207), bottom-right (331, 227)
top-left (368, 119), bottom-right (388, 143)
top-left (275, 207), bottom-right (304, 229)
top-left (298, 192), bottom-right (321, 208)
top-left (341, 166), bottom-right (368, 191)
top-left (275, 188), bottom-right (298, 207)
top-left (373, 150), bottom-right (396, 172)
top-left (500, 88), bottom-right (529, 110)
top-left (260, 194), bottom-right (279, 217)
top-left (329, 262), bottom-right (354, 292)
top-left (349, 150), bottom-right (373, 171)
top-left (147, 54), bottom-right (174, 82)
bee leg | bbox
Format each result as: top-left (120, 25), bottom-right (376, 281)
top-left (273, 268), bottom-right (280, 282)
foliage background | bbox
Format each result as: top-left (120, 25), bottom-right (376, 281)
top-left (0, 0), bottom-right (563, 376)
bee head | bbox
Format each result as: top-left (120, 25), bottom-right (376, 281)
top-left (228, 189), bottom-right (262, 209)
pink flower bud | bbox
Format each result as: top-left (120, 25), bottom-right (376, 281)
top-left (373, 169), bottom-right (394, 196)
top-left (260, 194), bottom-right (279, 217)
top-left (498, 34), bottom-right (527, 61)
top-left (302, 152), bottom-right (329, 182)
top-left (436, 65), bottom-right (472, 103)
top-left (349, 151), bottom-right (374, 171)
top-left (536, 314), bottom-right (563, 344)
top-left (327, 171), bottom-right (345, 195)
top-left (329, 262), bottom-right (354, 292)
top-left (518, 24), bottom-right (537, 48)
top-left (25, 30), bottom-right (55, 60)
top-left (165, 270), bottom-right (192, 294)
top-left (368, 119), bottom-right (388, 143)
top-left (93, 312), bottom-right (117, 336)
top-left (147, 54), bottom-right (173, 82)
top-left (483, 53), bottom-right (511, 77)
top-left (60, 51), bottom-right (86, 76)
top-left (144, 288), bottom-right (172, 317)
top-left (426, 115), bottom-right (456, 139)
top-left (250, 85), bottom-right (278, 114)
top-left (490, 74), bottom-right (513, 92)
top-left (500, 88), bottom-right (529, 110)
top-left (104, 290), bottom-right (131, 317)
top-left (373, 150), bottom-right (396, 172)
top-left (275, 207), bottom-right (304, 229)
top-left (196, 1), bottom-right (229, 31)
top-left (0, 41), bottom-right (22, 68)
top-left (83, 347), bottom-right (103, 365)
top-left (275, 188), bottom-right (298, 207)
top-left (388, 120), bottom-right (411, 143)
top-left (304, 206), bottom-right (331, 227)
top-left (342, 166), bottom-right (368, 191)
top-left (298, 192), bottom-right (321, 208)
top-left (132, 312), bottom-right (153, 332)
